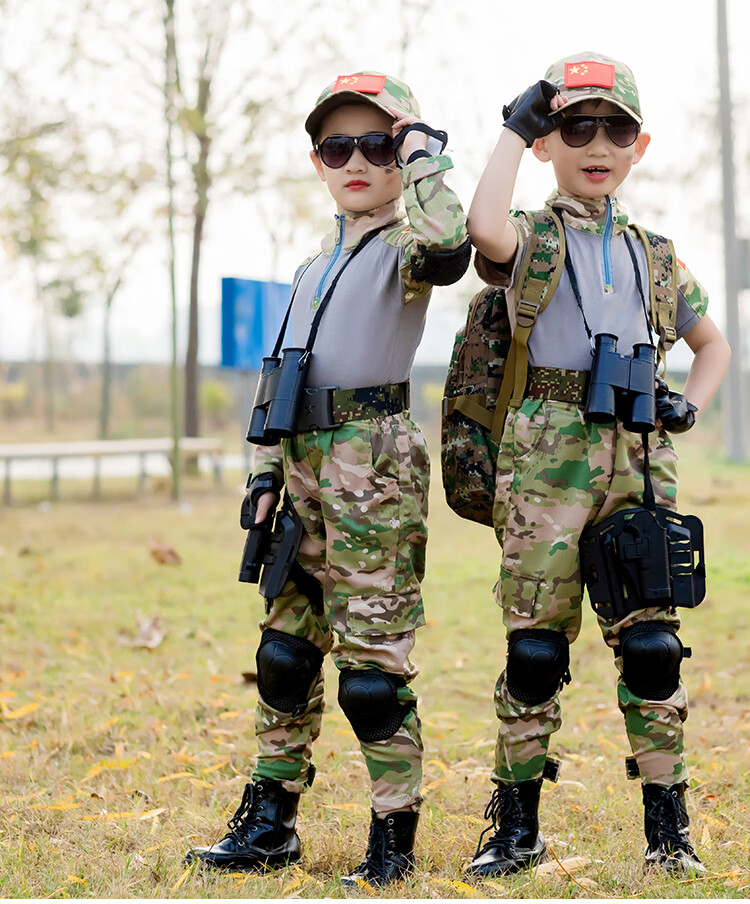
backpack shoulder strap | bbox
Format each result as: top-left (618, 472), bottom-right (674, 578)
top-left (629, 224), bottom-right (678, 363)
top-left (492, 208), bottom-right (566, 438)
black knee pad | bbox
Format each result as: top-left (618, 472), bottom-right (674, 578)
top-left (620, 622), bottom-right (683, 700)
top-left (338, 669), bottom-right (411, 742)
top-left (256, 628), bottom-right (324, 714)
top-left (506, 629), bottom-right (571, 705)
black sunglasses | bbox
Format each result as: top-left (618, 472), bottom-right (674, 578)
top-left (559, 114), bottom-right (640, 149)
top-left (315, 132), bottom-right (395, 168)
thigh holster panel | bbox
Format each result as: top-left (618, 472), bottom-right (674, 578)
top-left (256, 628), bottom-right (324, 714)
top-left (506, 629), bottom-right (571, 705)
top-left (620, 621), bottom-right (683, 701)
top-left (338, 668), bottom-right (411, 742)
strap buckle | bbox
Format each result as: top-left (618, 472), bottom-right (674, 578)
top-left (296, 386), bottom-right (337, 432)
top-left (659, 324), bottom-right (677, 350)
top-left (516, 299), bottom-right (541, 329)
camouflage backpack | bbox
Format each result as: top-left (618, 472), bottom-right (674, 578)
top-left (441, 210), bottom-right (678, 527)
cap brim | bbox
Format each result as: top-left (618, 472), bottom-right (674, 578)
top-left (559, 93), bottom-right (643, 126)
top-left (305, 92), bottom-right (394, 139)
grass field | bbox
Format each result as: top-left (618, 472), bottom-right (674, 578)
top-left (1, 423), bottom-right (749, 898)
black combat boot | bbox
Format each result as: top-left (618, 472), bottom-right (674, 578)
top-left (643, 781), bottom-right (705, 875)
top-left (341, 809), bottom-right (419, 886)
top-left (186, 778), bottom-right (301, 871)
top-left (465, 779), bottom-right (546, 877)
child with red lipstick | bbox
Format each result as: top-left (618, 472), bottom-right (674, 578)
top-left (464, 52), bottom-right (729, 877)
top-left (187, 71), bottom-right (468, 886)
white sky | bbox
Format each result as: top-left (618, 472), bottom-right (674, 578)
top-left (1, 0), bottom-right (749, 371)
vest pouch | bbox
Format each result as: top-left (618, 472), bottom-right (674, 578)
top-left (246, 356), bottom-right (282, 445)
top-left (264, 348), bottom-right (310, 439)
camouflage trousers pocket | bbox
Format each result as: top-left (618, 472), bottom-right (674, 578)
top-left (499, 565), bottom-right (546, 620)
top-left (346, 593), bottom-right (426, 637)
top-left (510, 398), bottom-right (550, 461)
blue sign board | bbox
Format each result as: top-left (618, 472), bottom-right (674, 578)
top-left (221, 277), bottom-right (291, 369)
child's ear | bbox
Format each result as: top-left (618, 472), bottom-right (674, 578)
top-left (532, 136), bottom-right (552, 163)
top-left (310, 148), bottom-right (326, 182)
top-left (632, 131), bottom-right (651, 164)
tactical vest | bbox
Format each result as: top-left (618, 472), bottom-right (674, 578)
top-left (441, 210), bottom-right (679, 526)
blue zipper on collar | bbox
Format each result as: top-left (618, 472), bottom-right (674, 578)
top-left (313, 214), bottom-right (345, 310)
top-left (601, 195), bottom-right (615, 295)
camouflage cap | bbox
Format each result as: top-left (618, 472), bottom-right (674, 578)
top-left (545, 52), bottom-right (642, 124)
top-left (305, 71), bottom-right (420, 141)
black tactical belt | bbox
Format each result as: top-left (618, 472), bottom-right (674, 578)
top-left (525, 366), bottom-right (588, 405)
top-left (296, 382), bottom-right (410, 432)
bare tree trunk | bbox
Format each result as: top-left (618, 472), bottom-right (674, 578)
top-left (99, 296), bottom-right (112, 439)
top-left (183, 48), bottom-right (212, 439)
top-left (36, 268), bottom-right (56, 433)
top-left (184, 150), bottom-right (208, 438)
top-left (164, 0), bottom-right (181, 499)
top-left (98, 277), bottom-right (121, 439)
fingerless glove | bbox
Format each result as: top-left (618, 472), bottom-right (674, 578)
top-left (503, 80), bottom-right (560, 147)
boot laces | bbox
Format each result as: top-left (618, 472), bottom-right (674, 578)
top-left (473, 786), bottom-right (524, 860)
top-left (225, 782), bottom-right (265, 842)
top-left (352, 816), bottom-right (398, 880)
top-left (646, 789), bottom-right (695, 856)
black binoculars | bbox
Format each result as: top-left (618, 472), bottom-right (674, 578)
top-left (584, 333), bottom-right (657, 433)
top-left (246, 348), bottom-right (311, 445)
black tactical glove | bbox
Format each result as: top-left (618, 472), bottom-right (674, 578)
top-left (502, 80), bottom-right (560, 147)
top-left (241, 472), bottom-right (281, 529)
top-left (655, 377), bottom-right (698, 433)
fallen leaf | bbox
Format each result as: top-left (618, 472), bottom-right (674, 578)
top-left (431, 878), bottom-right (483, 898)
top-left (30, 802), bottom-right (84, 811)
top-left (1, 702), bottom-right (39, 720)
top-left (149, 538), bottom-right (182, 566)
top-left (82, 758), bottom-right (140, 781)
top-left (421, 776), bottom-right (450, 794)
top-left (201, 759), bottom-right (230, 774)
top-left (171, 866), bottom-right (192, 894)
top-left (536, 855), bottom-right (590, 875)
top-left (117, 611), bottom-right (166, 650)
top-left (83, 807), bottom-right (165, 821)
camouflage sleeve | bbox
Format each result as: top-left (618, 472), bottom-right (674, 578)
top-left (676, 259), bottom-right (709, 319)
top-left (474, 211), bottom-right (533, 287)
top-left (252, 443), bottom-right (284, 486)
top-left (382, 153), bottom-right (469, 301)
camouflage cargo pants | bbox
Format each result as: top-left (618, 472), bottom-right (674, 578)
top-left (253, 413), bottom-right (430, 815)
top-left (492, 398), bottom-right (688, 786)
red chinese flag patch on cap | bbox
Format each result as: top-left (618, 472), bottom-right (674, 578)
top-left (564, 61), bottom-right (615, 89)
top-left (333, 74), bottom-right (387, 95)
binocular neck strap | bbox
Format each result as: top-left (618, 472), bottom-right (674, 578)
top-left (270, 254), bottom-right (320, 358)
top-left (640, 431), bottom-right (657, 511)
top-left (305, 227), bottom-right (380, 353)
top-left (268, 227), bottom-right (381, 359)
top-left (561, 231), bottom-right (594, 347)
top-left (556, 208), bottom-right (654, 347)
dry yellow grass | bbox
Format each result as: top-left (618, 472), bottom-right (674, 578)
top-left (1, 423), bottom-right (749, 898)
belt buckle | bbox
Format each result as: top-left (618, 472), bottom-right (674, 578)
top-left (298, 386), bottom-right (336, 431)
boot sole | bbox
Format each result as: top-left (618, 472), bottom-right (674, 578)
top-left (465, 846), bottom-right (548, 878)
top-left (186, 848), bottom-right (301, 872)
